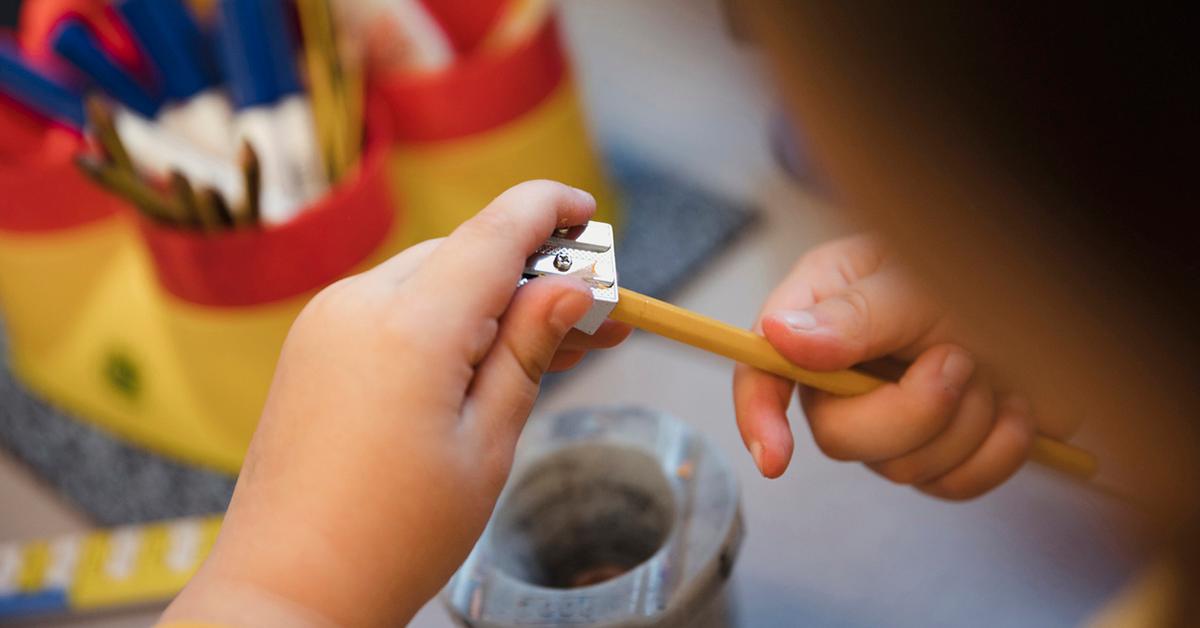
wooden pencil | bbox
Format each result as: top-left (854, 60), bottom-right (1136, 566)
top-left (75, 156), bottom-right (183, 224)
top-left (83, 95), bottom-right (133, 172)
top-left (609, 287), bottom-right (1099, 480)
top-left (169, 169), bottom-right (207, 229)
top-left (238, 141), bottom-right (261, 227)
top-left (200, 187), bottom-right (236, 228)
top-left (297, 0), bottom-right (341, 183)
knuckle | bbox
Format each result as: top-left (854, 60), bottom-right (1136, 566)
top-left (465, 208), bottom-right (517, 239)
top-left (838, 286), bottom-right (873, 338)
top-left (493, 179), bottom-right (562, 211)
top-left (506, 334), bottom-right (548, 386)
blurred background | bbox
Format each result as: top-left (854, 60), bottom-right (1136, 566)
top-left (0, 1), bottom-right (1146, 626)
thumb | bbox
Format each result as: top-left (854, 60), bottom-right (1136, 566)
top-left (462, 276), bottom-right (593, 441)
top-left (760, 266), bottom-right (942, 371)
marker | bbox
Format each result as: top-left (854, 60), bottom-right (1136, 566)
top-left (0, 39), bottom-right (85, 129)
top-left (115, 0), bottom-right (234, 157)
top-left (216, 0), bottom-right (326, 223)
top-left (50, 20), bottom-right (162, 118)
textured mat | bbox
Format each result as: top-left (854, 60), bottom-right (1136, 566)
top-left (0, 154), bottom-right (758, 525)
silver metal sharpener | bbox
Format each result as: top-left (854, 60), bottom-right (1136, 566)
top-left (521, 221), bottom-right (618, 334)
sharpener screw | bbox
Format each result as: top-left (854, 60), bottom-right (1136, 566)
top-left (553, 251), bottom-right (573, 271)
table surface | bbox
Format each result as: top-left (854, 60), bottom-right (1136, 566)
top-left (1, 2), bottom-right (1144, 626)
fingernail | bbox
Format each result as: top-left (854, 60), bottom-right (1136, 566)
top-left (749, 441), bottom-right (766, 474)
top-left (549, 286), bottom-right (592, 331)
top-left (940, 350), bottom-right (975, 392)
top-left (570, 186), bottom-right (595, 205)
top-left (778, 309), bottom-right (819, 331)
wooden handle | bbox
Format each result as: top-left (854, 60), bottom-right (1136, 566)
top-left (610, 288), bottom-right (1098, 480)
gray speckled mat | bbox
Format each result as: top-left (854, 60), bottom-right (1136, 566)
top-left (0, 154), bottom-right (757, 525)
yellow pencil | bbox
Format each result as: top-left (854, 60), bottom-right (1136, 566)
top-left (610, 287), bottom-right (1099, 480)
top-left (298, 0), bottom-right (361, 183)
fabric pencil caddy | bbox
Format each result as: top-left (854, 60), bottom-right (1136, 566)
top-left (376, 3), bottom-right (621, 249)
top-left (0, 95), bottom-right (398, 473)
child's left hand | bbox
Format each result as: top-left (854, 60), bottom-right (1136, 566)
top-left (162, 181), bottom-right (630, 627)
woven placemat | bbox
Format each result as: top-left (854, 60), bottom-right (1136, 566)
top-left (0, 153), bottom-right (758, 525)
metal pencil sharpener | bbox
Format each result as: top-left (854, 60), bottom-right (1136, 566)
top-left (443, 406), bottom-right (743, 627)
top-left (522, 221), bottom-right (619, 334)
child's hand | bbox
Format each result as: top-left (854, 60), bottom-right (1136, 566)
top-left (733, 235), bottom-right (1046, 500)
top-left (163, 181), bottom-right (630, 627)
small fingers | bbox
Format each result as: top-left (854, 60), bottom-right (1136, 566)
top-left (918, 396), bottom-right (1035, 500)
top-left (802, 344), bottom-right (974, 462)
top-left (868, 378), bottom-right (996, 485)
top-left (406, 180), bottom-right (597, 349)
top-left (733, 364), bottom-right (796, 478)
top-left (761, 266), bottom-right (944, 370)
top-left (463, 276), bottom-right (593, 445)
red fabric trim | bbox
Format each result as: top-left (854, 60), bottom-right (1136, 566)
top-left (138, 100), bottom-right (398, 307)
top-left (0, 98), bottom-right (122, 231)
top-left (419, 0), bottom-right (509, 54)
top-left (374, 16), bottom-right (566, 143)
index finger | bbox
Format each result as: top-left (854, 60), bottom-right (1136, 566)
top-left (407, 179), bottom-right (596, 321)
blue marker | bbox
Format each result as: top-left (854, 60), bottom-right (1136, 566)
top-left (115, 0), bottom-right (233, 156)
top-left (0, 39), bottom-right (85, 130)
top-left (50, 20), bottom-right (162, 118)
top-left (216, 0), bottom-right (325, 222)
top-left (215, 0), bottom-right (302, 109)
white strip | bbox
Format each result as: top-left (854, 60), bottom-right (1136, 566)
top-left (165, 520), bottom-right (202, 573)
top-left (43, 536), bottom-right (81, 589)
top-left (103, 528), bottom-right (140, 580)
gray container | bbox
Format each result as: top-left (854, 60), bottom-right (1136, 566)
top-left (443, 406), bottom-right (743, 627)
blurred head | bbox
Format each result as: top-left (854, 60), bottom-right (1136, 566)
top-left (737, 4), bottom-right (1197, 526)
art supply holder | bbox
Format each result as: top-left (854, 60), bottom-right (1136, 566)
top-left (375, 13), bottom-right (620, 249)
top-left (0, 98), bottom-right (395, 473)
top-left (0, 5), bottom-right (620, 474)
